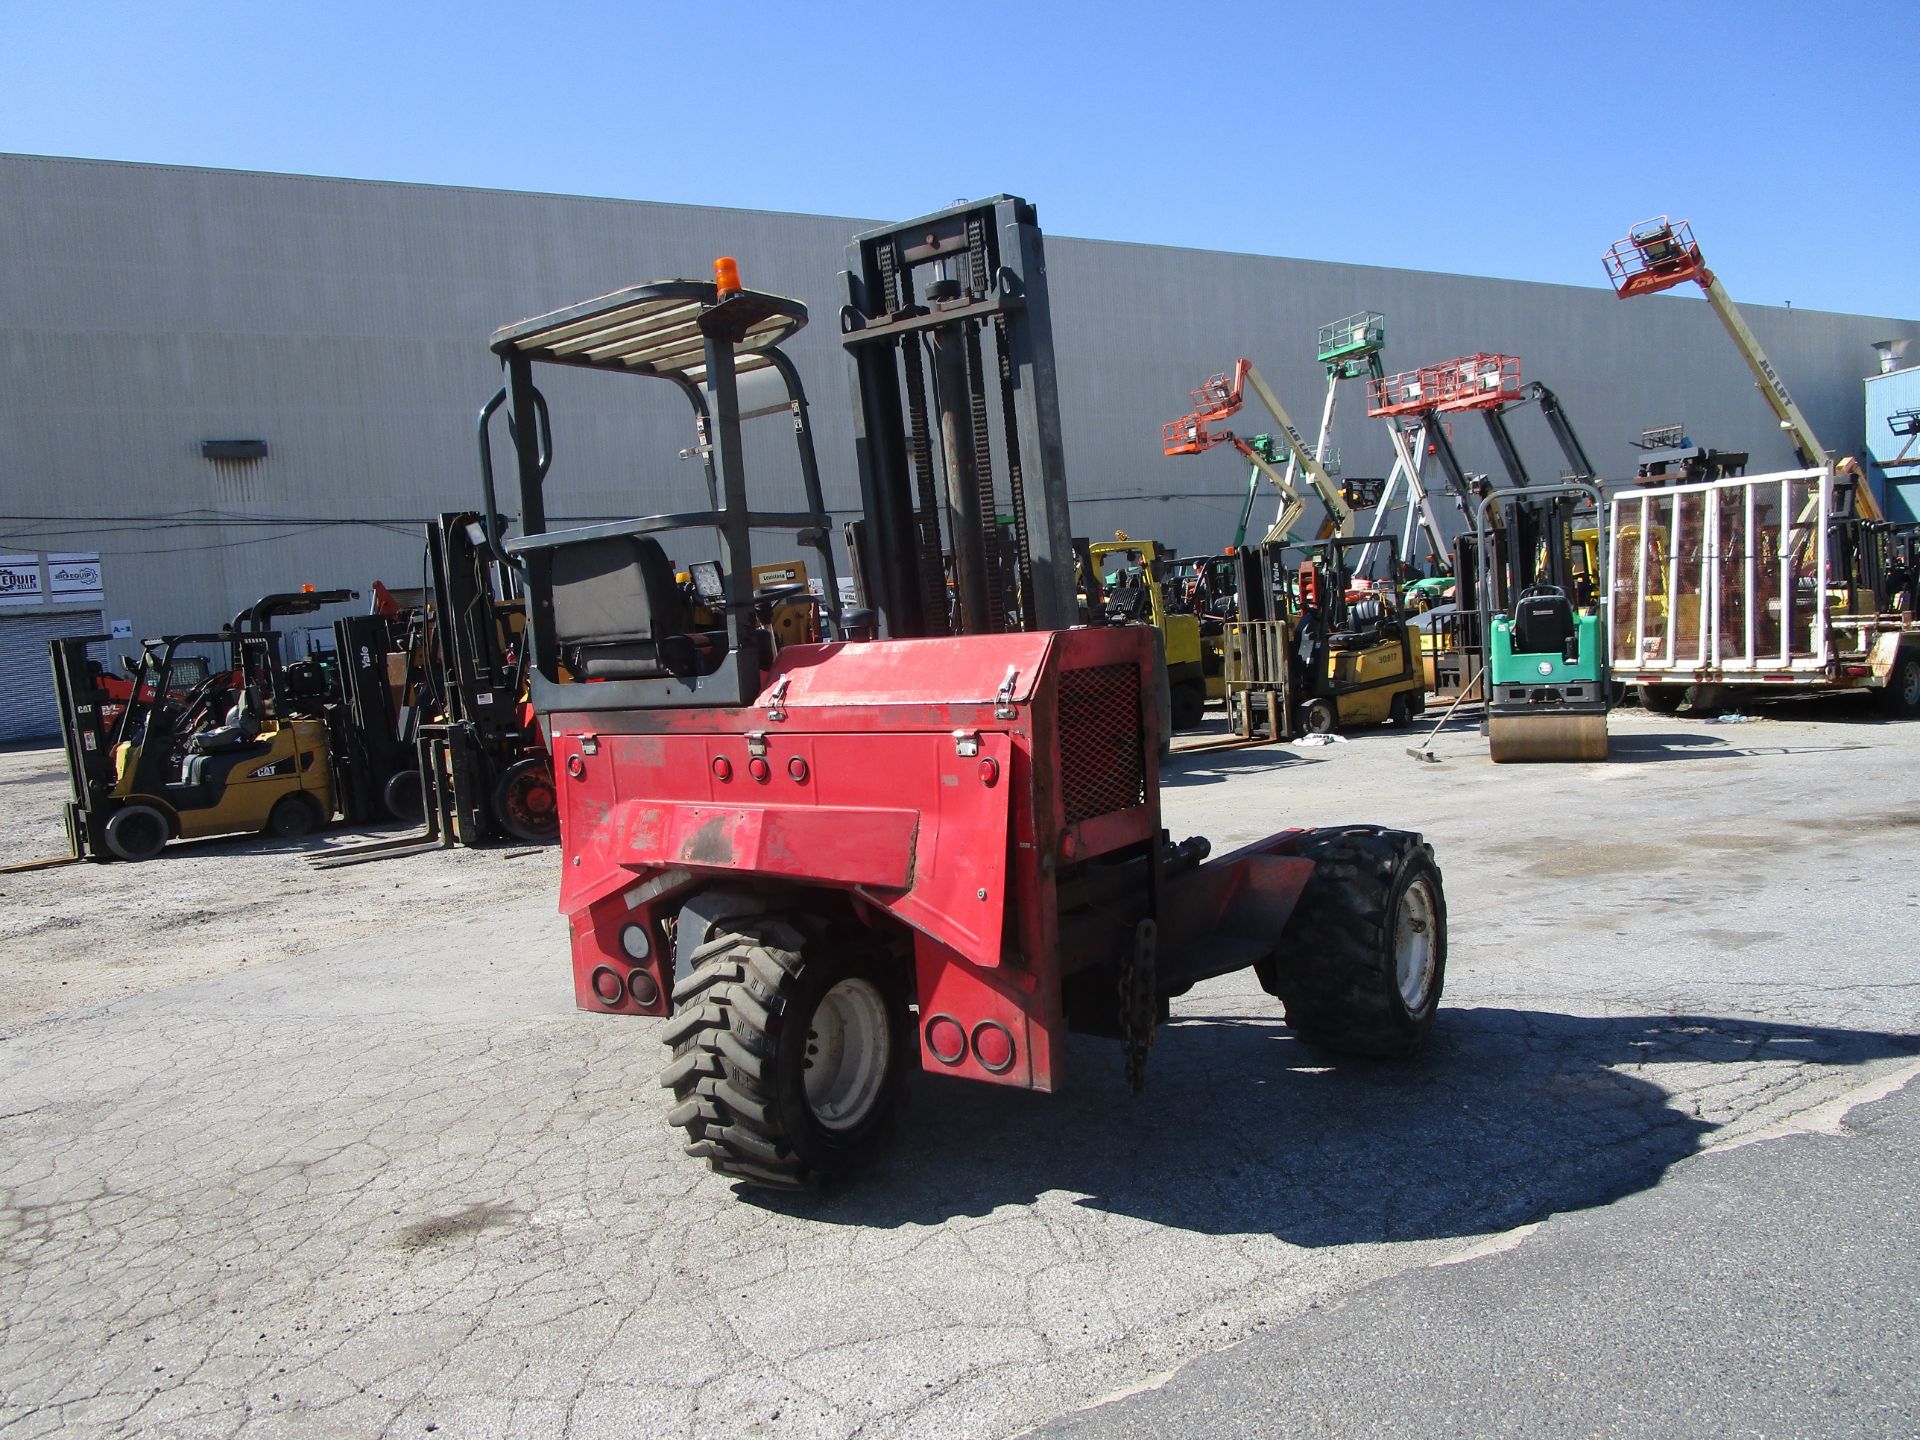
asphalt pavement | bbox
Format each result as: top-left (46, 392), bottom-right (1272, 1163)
top-left (2, 706), bottom-right (1917, 1438)
top-left (1036, 1065), bottom-right (1920, 1438)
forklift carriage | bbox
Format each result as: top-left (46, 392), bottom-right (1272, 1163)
top-left (484, 197), bottom-right (1448, 1189)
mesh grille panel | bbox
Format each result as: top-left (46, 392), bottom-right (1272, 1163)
top-left (1058, 662), bottom-right (1146, 826)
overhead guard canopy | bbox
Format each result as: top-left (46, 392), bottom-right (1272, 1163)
top-left (489, 280), bottom-right (807, 385)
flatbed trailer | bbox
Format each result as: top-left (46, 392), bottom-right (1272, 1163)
top-left (1607, 465), bottom-right (1920, 714)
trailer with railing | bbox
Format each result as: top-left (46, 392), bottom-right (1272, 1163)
top-left (1607, 465), bottom-right (1920, 715)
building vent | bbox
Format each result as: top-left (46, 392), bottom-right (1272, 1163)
top-left (201, 439), bottom-right (269, 462)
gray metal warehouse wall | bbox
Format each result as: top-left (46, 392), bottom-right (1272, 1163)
top-left (4, 152), bottom-right (1917, 673)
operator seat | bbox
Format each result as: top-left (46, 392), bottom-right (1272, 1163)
top-left (181, 688), bottom-right (269, 785)
top-left (1510, 585), bottom-right (1578, 658)
top-left (190, 687), bottom-right (264, 755)
top-left (1327, 594), bottom-right (1389, 652)
top-left (551, 535), bottom-right (727, 680)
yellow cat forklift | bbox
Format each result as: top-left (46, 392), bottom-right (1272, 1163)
top-left (49, 591), bottom-right (356, 862)
top-left (1224, 533), bottom-right (1426, 738)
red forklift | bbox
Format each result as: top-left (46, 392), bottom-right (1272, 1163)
top-left (479, 198), bottom-right (1448, 1190)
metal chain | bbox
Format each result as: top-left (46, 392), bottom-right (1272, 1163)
top-left (876, 240), bottom-right (950, 634)
top-left (962, 216), bottom-right (1005, 630)
top-left (1120, 918), bottom-right (1157, 1094)
top-left (992, 314), bottom-right (1034, 629)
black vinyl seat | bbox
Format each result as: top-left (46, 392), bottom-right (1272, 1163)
top-left (1328, 594), bottom-right (1390, 652)
top-left (182, 688), bottom-right (269, 784)
top-left (1511, 586), bottom-right (1577, 657)
top-left (552, 535), bottom-right (728, 680)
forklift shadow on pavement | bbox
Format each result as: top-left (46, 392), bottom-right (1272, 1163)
top-left (1158, 747), bottom-right (1326, 788)
top-left (752, 1008), bottom-right (1919, 1241)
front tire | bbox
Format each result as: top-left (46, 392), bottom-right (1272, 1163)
top-left (1256, 826), bottom-right (1446, 1056)
top-left (1170, 681), bottom-right (1206, 732)
top-left (383, 767), bottom-right (424, 822)
top-left (104, 803), bottom-right (170, 862)
top-left (491, 756), bottom-right (559, 845)
top-left (660, 914), bottom-right (908, 1189)
top-left (266, 793), bottom-right (321, 838)
top-left (1299, 697), bottom-right (1339, 735)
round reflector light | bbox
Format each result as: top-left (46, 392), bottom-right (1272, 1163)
top-left (925, 1014), bottom-right (967, 1065)
top-left (972, 1020), bottom-right (1016, 1073)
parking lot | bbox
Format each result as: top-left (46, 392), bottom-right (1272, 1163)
top-left (3, 702), bottom-right (1917, 1438)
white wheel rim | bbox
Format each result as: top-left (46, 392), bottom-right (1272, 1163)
top-left (802, 978), bottom-right (891, 1132)
top-left (1903, 661), bottom-right (1920, 707)
top-left (1394, 877), bottom-right (1439, 1012)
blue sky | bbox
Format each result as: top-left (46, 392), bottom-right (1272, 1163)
top-left (5, 1), bottom-right (1913, 317)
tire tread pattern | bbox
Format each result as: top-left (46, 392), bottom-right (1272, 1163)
top-left (1256, 825), bottom-right (1445, 1057)
top-left (659, 919), bottom-right (816, 1189)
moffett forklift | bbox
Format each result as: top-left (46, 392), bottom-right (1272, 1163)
top-left (478, 197), bottom-right (1447, 1191)
top-left (49, 590), bottom-right (357, 861)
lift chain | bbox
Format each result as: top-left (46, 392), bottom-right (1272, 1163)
top-left (993, 314), bottom-right (1034, 628)
top-left (876, 239), bottom-right (950, 633)
top-left (962, 215), bottom-right (1007, 631)
top-left (1120, 917), bottom-right (1158, 1094)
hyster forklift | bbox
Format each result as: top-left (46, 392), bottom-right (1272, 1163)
top-left (477, 198), bottom-right (1447, 1190)
top-left (49, 590), bottom-right (357, 861)
top-left (1088, 534), bottom-right (1214, 730)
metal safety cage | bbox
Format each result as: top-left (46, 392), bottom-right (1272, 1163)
top-left (839, 196), bottom-right (1077, 640)
top-left (1316, 311), bottom-right (1386, 366)
top-left (479, 279), bottom-right (843, 716)
top-left (1602, 217), bottom-right (1706, 300)
top-left (1366, 366), bottom-right (1431, 417)
top-left (1606, 465), bottom-right (1856, 681)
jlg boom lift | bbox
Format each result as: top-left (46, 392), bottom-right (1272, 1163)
top-left (481, 197), bottom-right (1448, 1191)
top-left (1315, 312), bottom-right (1449, 575)
top-left (1601, 217), bottom-right (1920, 716)
top-left (1163, 356), bottom-right (1368, 544)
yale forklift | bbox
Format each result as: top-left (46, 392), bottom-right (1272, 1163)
top-left (49, 590), bottom-right (358, 861)
top-left (1225, 533), bottom-right (1426, 738)
top-left (477, 198), bottom-right (1447, 1191)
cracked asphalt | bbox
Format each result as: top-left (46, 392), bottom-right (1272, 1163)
top-left (2, 701), bottom-right (1917, 1438)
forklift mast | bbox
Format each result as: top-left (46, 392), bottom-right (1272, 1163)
top-left (841, 196), bottom-right (1077, 638)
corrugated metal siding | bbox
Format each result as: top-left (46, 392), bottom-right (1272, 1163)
top-left (3, 152), bottom-right (1917, 647)
top-left (0, 609), bottom-right (103, 742)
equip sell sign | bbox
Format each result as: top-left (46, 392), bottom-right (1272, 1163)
top-left (0, 556), bottom-right (43, 606)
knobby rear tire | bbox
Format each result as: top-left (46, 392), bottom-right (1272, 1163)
top-left (659, 915), bottom-right (908, 1190)
top-left (1256, 825), bottom-right (1446, 1057)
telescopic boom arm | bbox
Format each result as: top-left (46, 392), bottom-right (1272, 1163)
top-left (1604, 216), bottom-right (1883, 521)
top-left (1162, 359), bottom-right (1355, 540)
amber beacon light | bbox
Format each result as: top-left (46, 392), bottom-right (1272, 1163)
top-left (713, 256), bottom-right (742, 296)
